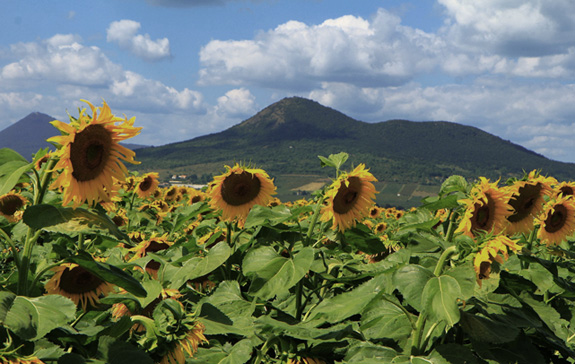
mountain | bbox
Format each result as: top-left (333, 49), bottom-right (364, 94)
top-left (133, 97), bottom-right (575, 184)
top-left (0, 112), bottom-right (149, 160)
top-left (0, 112), bottom-right (57, 159)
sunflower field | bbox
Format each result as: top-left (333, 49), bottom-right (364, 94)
top-left (2, 101), bottom-right (575, 364)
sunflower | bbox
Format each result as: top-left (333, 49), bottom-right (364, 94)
top-left (0, 193), bottom-right (27, 223)
top-left (505, 171), bottom-right (555, 236)
top-left (368, 206), bottom-right (382, 219)
top-left (159, 320), bottom-right (207, 364)
top-left (473, 236), bottom-right (521, 285)
top-left (208, 164), bottom-right (276, 226)
top-left (320, 164), bottom-right (378, 232)
top-left (111, 288), bottom-right (183, 332)
top-left (0, 354), bottom-right (45, 364)
top-left (189, 189), bottom-right (206, 205)
top-left (48, 100), bottom-right (141, 208)
top-left (135, 172), bottom-right (160, 199)
top-left (130, 234), bottom-right (173, 278)
top-left (554, 181), bottom-right (575, 198)
top-left (456, 178), bottom-right (513, 238)
top-left (45, 263), bottom-right (115, 310)
top-left (535, 195), bottom-right (575, 246)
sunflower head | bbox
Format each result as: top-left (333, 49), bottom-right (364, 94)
top-left (320, 164), bottom-right (378, 232)
top-left (45, 263), bottom-right (115, 310)
top-left (136, 172), bottom-right (160, 199)
top-left (456, 177), bottom-right (513, 238)
top-left (554, 181), bottom-right (575, 198)
top-left (208, 164), bottom-right (276, 226)
top-left (0, 193), bottom-right (27, 223)
top-left (473, 235), bottom-right (521, 286)
top-left (535, 195), bottom-right (575, 246)
top-left (505, 171), bottom-right (555, 236)
top-left (48, 100), bottom-right (141, 208)
top-left (130, 234), bottom-right (173, 278)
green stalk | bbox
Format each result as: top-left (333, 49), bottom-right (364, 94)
top-left (305, 195), bottom-right (327, 245)
top-left (444, 210), bottom-right (457, 243)
top-left (34, 158), bottom-right (57, 206)
top-left (295, 280), bottom-right (304, 321)
top-left (434, 245), bottom-right (457, 276)
top-left (17, 229), bottom-right (42, 295)
top-left (411, 312), bottom-right (428, 356)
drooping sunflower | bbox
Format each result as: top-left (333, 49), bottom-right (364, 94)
top-left (456, 177), bottom-right (514, 238)
top-left (473, 235), bottom-right (521, 285)
top-left (320, 164), bottom-right (378, 232)
top-left (505, 171), bottom-right (555, 236)
top-left (535, 195), bottom-right (575, 246)
top-left (48, 100), bottom-right (141, 208)
top-left (158, 319), bottom-right (208, 364)
top-left (0, 193), bottom-right (27, 223)
top-left (208, 164), bottom-right (276, 226)
top-left (135, 172), bottom-right (160, 199)
top-left (45, 263), bottom-right (115, 310)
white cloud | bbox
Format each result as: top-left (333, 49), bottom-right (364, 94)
top-left (1, 34), bottom-right (122, 88)
top-left (308, 80), bottom-right (575, 162)
top-left (106, 20), bottom-right (171, 61)
top-left (438, 0), bottom-right (575, 57)
top-left (199, 9), bottom-right (443, 89)
top-left (215, 88), bottom-right (257, 118)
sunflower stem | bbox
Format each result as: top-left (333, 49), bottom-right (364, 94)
top-left (445, 211), bottom-right (457, 243)
top-left (295, 280), bottom-right (304, 320)
top-left (305, 195), bottom-right (327, 246)
top-left (29, 260), bottom-right (64, 292)
top-left (434, 245), bottom-right (457, 276)
top-left (411, 312), bottom-right (428, 355)
top-left (17, 229), bottom-right (42, 295)
top-left (34, 157), bottom-right (57, 206)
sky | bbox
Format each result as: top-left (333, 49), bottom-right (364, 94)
top-left (1, 0), bottom-right (575, 163)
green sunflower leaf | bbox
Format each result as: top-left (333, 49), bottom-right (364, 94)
top-left (0, 160), bottom-right (33, 196)
top-left (421, 275), bottom-right (462, 327)
top-left (22, 204), bottom-right (129, 241)
top-left (68, 251), bottom-right (146, 297)
top-left (0, 292), bottom-right (76, 340)
top-left (242, 246), bottom-right (314, 300)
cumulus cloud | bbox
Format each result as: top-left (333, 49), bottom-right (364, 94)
top-left (1, 34), bottom-right (123, 87)
top-left (308, 80), bottom-right (575, 162)
top-left (215, 88), bottom-right (257, 118)
top-left (438, 0), bottom-right (575, 57)
top-left (199, 9), bottom-right (443, 89)
top-left (107, 20), bottom-right (171, 61)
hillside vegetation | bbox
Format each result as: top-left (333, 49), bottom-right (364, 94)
top-left (132, 97), bottom-right (575, 205)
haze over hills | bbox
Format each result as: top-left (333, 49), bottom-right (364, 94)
top-left (133, 96), bottom-right (575, 184)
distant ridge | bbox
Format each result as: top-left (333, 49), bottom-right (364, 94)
top-left (0, 112), bottom-right (57, 159)
top-left (134, 97), bottom-right (575, 183)
top-left (0, 112), bottom-right (149, 160)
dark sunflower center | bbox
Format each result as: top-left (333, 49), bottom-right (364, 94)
top-left (560, 186), bottom-right (574, 196)
top-left (70, 124), bottom-right (112, 182)
top-left (471, 194), bottom-right (495, 232)
top-left (507, 183), bottom-right (541, 223)
top-left (545, 205), bottom-right (568, 233)
top-left (0, 195), bottom-right (23, 215)
top-left (333, 177), bottom-right (362, 214)
top-left (221, 171), bottom-right (261, 206)
top-left (191, 195), bottom-right (202, 204)
top-left (145, 240), bottom-right (170, 254)
top-left (139, 177), bottom-right (153, 192)
top-left (59, 266), bottom-right (105, 293)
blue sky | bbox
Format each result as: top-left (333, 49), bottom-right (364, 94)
top-left (2, 0), bottom-right (575, 163)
